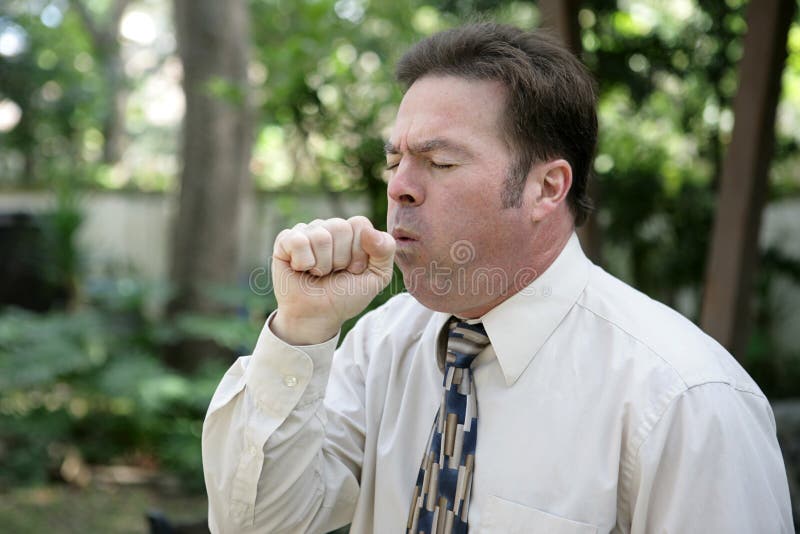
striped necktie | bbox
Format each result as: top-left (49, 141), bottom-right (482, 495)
top-left (407, 319), bottom-right (490, 533)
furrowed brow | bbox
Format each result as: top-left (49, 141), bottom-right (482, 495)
top-left (412, 138), bottom-right (456, 154)
top-left (383, 138), bottom-right (470, 156)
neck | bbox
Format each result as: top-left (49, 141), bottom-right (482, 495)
top-left (529, 216), bottom-right (574, 282)
top-left (457, 219), bottom-right (574, 319)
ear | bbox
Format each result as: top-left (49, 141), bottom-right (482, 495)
top-left (529, 159), bottom-right (572, 222)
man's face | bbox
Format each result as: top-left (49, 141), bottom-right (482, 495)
top-left (385, 75), bottom-right (539, 317)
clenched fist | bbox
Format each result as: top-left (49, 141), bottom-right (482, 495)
top-left (270, 216), bottom-right (396, 345)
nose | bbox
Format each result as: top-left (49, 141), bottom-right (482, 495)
top-left (387, 161), bottom-right (424, 206)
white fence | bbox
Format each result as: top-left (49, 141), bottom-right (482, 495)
top-left (0, 190), bottom-right (369, 280)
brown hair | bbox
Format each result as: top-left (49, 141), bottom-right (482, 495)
top-left (396, 22), bottom-right (597, 226)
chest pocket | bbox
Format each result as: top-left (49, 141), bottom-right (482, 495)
top-left (479, 495), bottom-right (599, 534)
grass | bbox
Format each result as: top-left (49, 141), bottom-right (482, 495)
top-left (0, 483), bottom-right (208, 533)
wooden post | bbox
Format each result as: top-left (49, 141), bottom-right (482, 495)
top-left (700, 0), bottom-right (795, 360)
top-left (538, 0), bottom-right (582, 53)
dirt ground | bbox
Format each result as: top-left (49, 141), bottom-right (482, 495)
top-left (0, 483), bottom-right (208, 533)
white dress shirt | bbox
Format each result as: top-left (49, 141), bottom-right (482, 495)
top-left (202, 233), bottom-right (793, 533)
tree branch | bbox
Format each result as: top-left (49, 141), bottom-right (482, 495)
top-left (69, 0), bottom-right (103, 48)
top-left (110, 0), bottom-right (132, 29)
top-left (70, 0), bottom-right (130, 51)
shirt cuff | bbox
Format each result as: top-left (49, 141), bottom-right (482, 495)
top-left (243, 310), bottom-right (340, 418)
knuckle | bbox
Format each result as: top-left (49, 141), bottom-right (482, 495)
top-left (306, 226), bottom-right (333, 246)
top-left (284, 232), bottom-right (310, 251)
top-left (347, 215), bottom-right (372, 228)
top-left (273, 230), bottom-right (289, 251)
top-left (326, 217), bottom-right (348, 230)
top-left (326, 219), bottom-right (353, 238)
top-left (274, 228), bottom-right (292, 244)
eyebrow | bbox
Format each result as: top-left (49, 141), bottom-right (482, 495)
top-left (383, 138), bottom-right (471, 157)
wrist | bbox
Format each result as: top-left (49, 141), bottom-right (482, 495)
top-left (270, 310), bottom-right (341, 346)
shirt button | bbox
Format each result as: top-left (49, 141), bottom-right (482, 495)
top-left (283, 375), bottom-right (298, 388)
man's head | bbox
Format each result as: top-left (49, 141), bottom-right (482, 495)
top-left (385, 23), bottom-right (598, 317)
top-left (395, 22), bottom-right (597, 226)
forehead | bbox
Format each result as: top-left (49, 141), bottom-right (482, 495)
top-left (390, 75), bottom-right (508, 150)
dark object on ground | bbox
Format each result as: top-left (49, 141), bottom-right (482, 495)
top-left (146, 510), bottom-right (210, 534)
top-left (0, 212), bottom-right (69, 311)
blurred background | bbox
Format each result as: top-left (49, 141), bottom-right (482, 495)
top-left (1, 0), bottom-right (799, 531)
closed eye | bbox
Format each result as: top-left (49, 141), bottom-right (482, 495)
top-left (384, 160), bottom-right (455, 171)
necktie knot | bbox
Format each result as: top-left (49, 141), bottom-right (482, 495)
top-left (446, 321), bottom-right (490, 369)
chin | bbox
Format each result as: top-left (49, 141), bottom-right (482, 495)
top-left (405, 287), bottom-right (458, 313)
top-left (401, 283), bottom-right (481, 317)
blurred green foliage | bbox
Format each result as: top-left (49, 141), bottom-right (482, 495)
top-left (0, 1), bottom-right (103, 187)
top-left (0, 277), bottom-right (273, 490)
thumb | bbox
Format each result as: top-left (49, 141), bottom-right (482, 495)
top-left (360, 228), bottom-right (396, 273)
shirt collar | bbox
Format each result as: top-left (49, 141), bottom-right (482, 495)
top-left (477, 232), bottom-right (590, 386)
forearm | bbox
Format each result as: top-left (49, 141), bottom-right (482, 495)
top-left (202, 314), bottom-right (355, 533)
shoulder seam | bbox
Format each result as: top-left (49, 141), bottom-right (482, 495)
top-left (573, 300), bottom-right (688, 388)
top-left (685, 380), bottom-right (765, 398)
top-left (619, 379), bottom-right (767, 518)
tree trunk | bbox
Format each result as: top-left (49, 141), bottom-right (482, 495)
top-left (168, 0), bottom-right (253, 368)
top-left (700, 0), bottom-right (795, 360)
top-left (69, 0), bottom-right (129, 165)
top-left (101, 53), bottom-right (127, 164)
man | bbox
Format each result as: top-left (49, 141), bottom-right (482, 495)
top-left (202, 23), bottom-right (793, 533)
